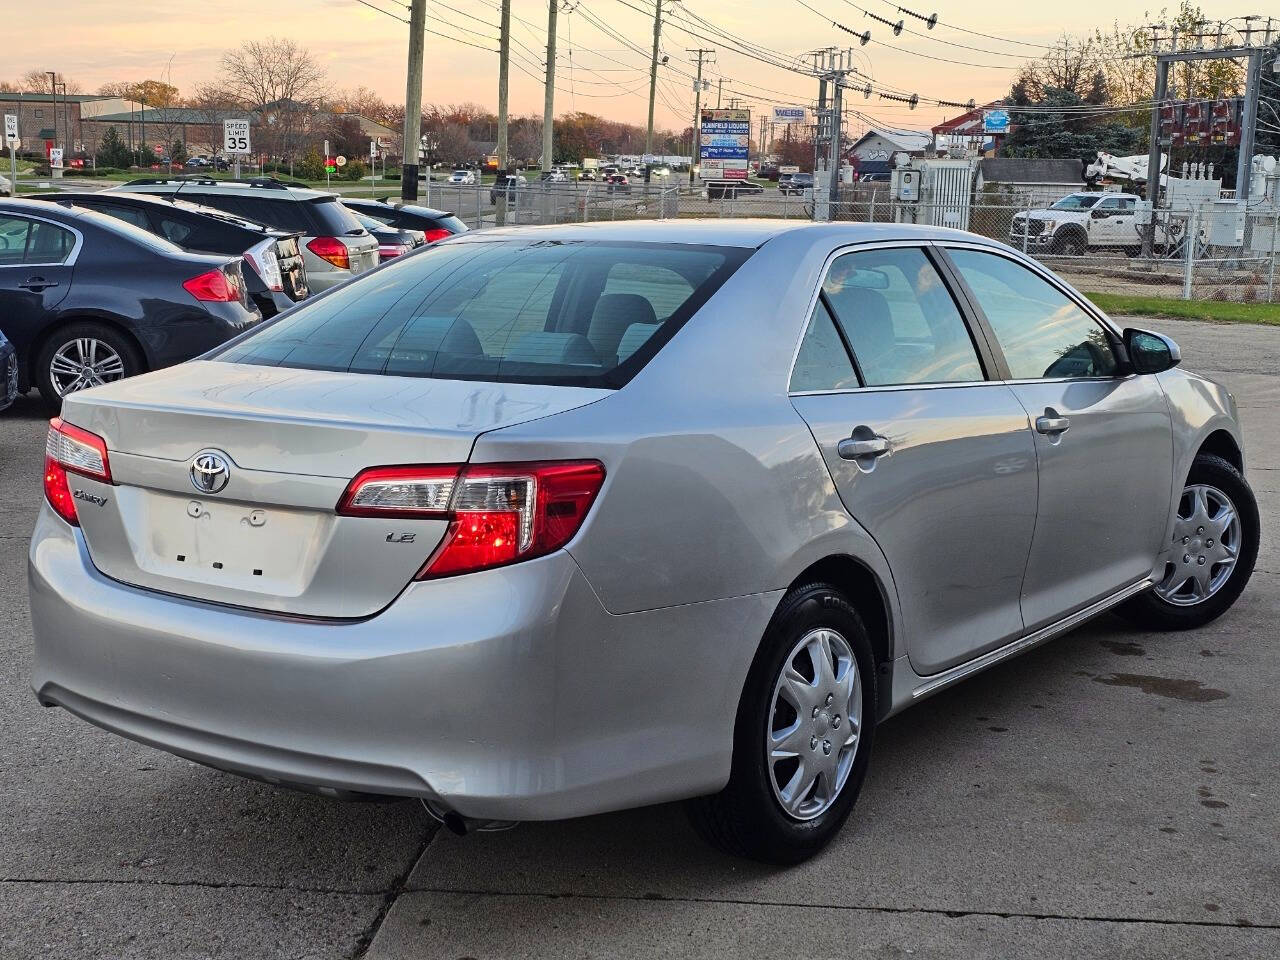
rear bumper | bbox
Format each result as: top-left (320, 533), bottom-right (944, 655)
top-left (29, 504), bottom-right (776, 820)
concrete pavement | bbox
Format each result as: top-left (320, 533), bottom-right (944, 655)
top-left (1, 317), bottom-right (1277, 959)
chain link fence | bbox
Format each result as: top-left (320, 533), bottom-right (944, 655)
top-left (348, 179), bottom-right (1280, 303)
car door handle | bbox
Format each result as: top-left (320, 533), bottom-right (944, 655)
top-left (1035, 414), bottom-right (1071, 435)
top-left (838, 435), bottom-right (890, 460)
top-left (19, 277), bottom-right (58, 291)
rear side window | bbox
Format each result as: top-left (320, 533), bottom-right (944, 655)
top-left (0, 217), bottom-right (76, 264)
top-left (213, 240), bottom-right (748, 387)
top-left (88, 203), bottom-right (150, 230)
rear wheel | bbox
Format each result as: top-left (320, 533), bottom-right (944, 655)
top-left (1120, 454), bottom-right (1259, 630)
top-left (686, 583), bottom-right (877, 863)
top-left (35, 322), bottom-right (143, 407)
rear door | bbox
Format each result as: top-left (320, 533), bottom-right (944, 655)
top-left (943, 245), bottom-right (1172, 629)
top-left (789, 244), bottom-right (1038, 675)
top-left (0, 213), bottom-right (74, 361)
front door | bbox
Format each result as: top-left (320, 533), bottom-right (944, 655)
top-left (944, 246), bottom-right (1173, 630)
top-left (0, 213), bottom-right (74, 371)
top-left (789, 245), bottom-right (1039, 676)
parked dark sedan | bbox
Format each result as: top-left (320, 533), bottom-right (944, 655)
top-left (339, 198), bottom-right (468, 245)
top-left (0, 328), bottom-right (16, 412)
top-left (0, 198), bottom-right (260, 405)
top-left (351, 212), bottom-right (419, 262)
top-left (36, 192), bottom-right (309, 318)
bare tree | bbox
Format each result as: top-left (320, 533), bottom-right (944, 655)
top-left (20, 69), bottom-right (81, 94)
top-left (217, 38), bottom-right (328, 164)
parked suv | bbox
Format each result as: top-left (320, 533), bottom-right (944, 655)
top-left (111, 178), bottom-right (378, 291)
top-left (36, 192), bottom-right (309, 318)
top-left (778, 172), bottom-right (814, 196)
top-left (1009, 191), bottom-right (1168, 256)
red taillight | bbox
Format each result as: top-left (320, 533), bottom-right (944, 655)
top-left (422, 227), bottom-right (452, 244)
top-left (307, 235), bottom-right (350, 270)
top-left (44, 417), bottom-right (112, 526)
top-left (182, 268), bottom-right (241, 302)
top-left (335, 460), bottom-right (605, 578)
top-left (378, 242), bottom-right (411, 260)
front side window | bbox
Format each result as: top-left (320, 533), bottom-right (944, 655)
top-left (821, 247), bottom-right (984, 387)
top-left (1050, 194), bottom-right (1101, 211)
top-left (214, 240), bottom-right (747, 387)
top-left (948, 248), bottom-right (1118, 380)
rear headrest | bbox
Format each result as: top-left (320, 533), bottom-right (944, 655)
top-left (505, 332), bottom-right (600, 366)
top-left (588, 293), bottom-right (657, 359)
top-left (616, 322), bottom-right (662, 363)
top-left (399, 315), bottom-right (483, 356)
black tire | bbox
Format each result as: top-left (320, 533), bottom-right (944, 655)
top-left (34, 322), bottom-right (144, 408)
top-left (1119, 454), bottom-right (1259, 631)
top-left (1051, 230), bottom-right (1087, 257)
top-left (686, 583), bottom-right (878, 864)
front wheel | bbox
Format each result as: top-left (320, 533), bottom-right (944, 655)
top-left (1120, 453), bottom-right (1259, 630)
top-left (686, 583), bottom-right (877, 863)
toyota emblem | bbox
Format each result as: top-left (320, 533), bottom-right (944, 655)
top-left (189, 451), bottom-right (231, 494)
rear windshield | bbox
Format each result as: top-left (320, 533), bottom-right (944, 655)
top-left (308, 195), bottom-right (367, 236)
top-left (212, 239), bottom-right (749, 387)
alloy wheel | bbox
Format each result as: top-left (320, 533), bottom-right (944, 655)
top-left (1153, 483), bottom-right (1241, 606)
top-left (766, 627), bottom-right (862, 821)
top-left (48, 338), bottom-right (126, 397)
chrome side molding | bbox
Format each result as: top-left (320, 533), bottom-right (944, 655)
top-left (911, 578), bottom-right (1153, 700)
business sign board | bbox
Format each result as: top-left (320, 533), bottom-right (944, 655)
top-left (49, 147), bottom-right (64, 169)
top-left (982, 109), bottom-right (1010, 134)
top-left (773, 106), bottom-right (806, 124)
top-left (779, 165), bottom-right (800, 175)
top-left (699, 108), bottom-right (750, 180)
top-left (223, 119), bottom-right (251, 154)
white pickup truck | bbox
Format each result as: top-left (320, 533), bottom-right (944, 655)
top-left (1009, 191), bottom-right (1153, 256)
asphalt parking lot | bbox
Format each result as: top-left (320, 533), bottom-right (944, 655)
top-left (2, 317), bottom-right (1278, 960)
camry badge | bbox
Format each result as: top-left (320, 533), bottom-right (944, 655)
top-left (190, 451), bottom-right (232, 494)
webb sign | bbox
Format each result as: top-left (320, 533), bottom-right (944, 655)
top-left (699, 108), bottom-right (750, 181)
top-left (772, 106), bottom-right (806, 123)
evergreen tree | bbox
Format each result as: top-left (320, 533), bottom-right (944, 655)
top-left (95, 126), bottom-right (132, 168)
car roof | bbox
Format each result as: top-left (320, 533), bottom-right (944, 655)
top-left (445, 218), bottom-right (997, 249)
top-left (111, 178), bottom-right (332, 200)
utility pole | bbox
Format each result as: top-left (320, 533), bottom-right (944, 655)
top-left (542, 0), bottom-right (558, 173)
top-left (716, 78), bottom-right (723, 108)
top-left (496, 0), bottom-right (511, 225)
top-left (645, 0), bottom-right (666, 156)
top-left (402, 0), bottom-right (426, 200)
top-left (687, 48), bottom-right (714, 184)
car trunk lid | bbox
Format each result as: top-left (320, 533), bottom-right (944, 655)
top-left (58, 361), bottom-right (609, 618)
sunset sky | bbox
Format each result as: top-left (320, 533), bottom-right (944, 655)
top-left (11, 0), bottom-right (1259, 134)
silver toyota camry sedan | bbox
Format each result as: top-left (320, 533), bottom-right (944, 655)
top-left (30, 220), bottom-right (1258, 863)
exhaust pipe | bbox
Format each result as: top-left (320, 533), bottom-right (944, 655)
top-left (421, 799), bottom-right (518, 836)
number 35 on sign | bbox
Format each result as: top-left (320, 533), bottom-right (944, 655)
top-left (223, 119), bottom-right (251, 154)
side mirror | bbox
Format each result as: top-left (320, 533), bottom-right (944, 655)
top-left (1124, 328), bottom-right (1181, 374)
top-left (1090, 208), bottom-right (1107, 219)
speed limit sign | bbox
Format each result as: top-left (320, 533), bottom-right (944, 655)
top-left (223, 119), bottom-right (251, 154)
